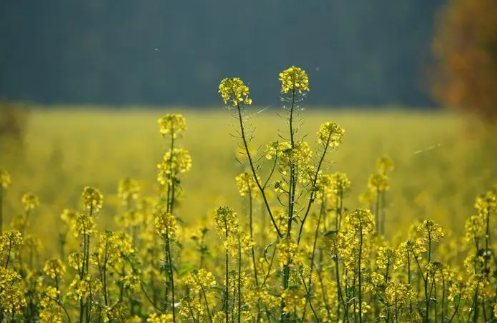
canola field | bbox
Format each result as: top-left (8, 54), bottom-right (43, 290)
top-left (0, 69), bottom-right (497, 323)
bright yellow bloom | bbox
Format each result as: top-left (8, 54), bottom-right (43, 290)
top-left (465, 214), bottom-right (484, 242)
top-left (277, 237), bottom-right (298, 267)
top-left (72, 213), bottom-right (97, 237)
top-left (347, 209), bottom-right (375, 234)
top-left (214, 206), bottom-right (239, 236)
top-left (157, 148), bottom-right (192, 184)
top-left (68, 252), bottom-right (84, 270)
top-left (158, 113), bottom-right (187, 137)
top-left (67, 275), bottom-right (102, 300)
top-left (317, 122), bottom-right (344, 148)
top-left (44, 258), bottom-right (66, 278)
top-left (413, 220), bottom-right (445, 243)
top-left (181, 269), bottom-right (216, 294)
top-left (279, 66), bottom-right (310, 93)
top-left (235, 172), bottom-right (259, 197)
top-left (147, 313), bottom-right (174, 323)
top-left (265, 141), bottom-right (312, 172)
top-left (155, 212), bottom-right (178, 238)
top-left (385, 281), bottom-right (414, 305)
top-left (0, 230), bottom-right (23, 252)
top-left (218, 77), bottom-right (252, 107)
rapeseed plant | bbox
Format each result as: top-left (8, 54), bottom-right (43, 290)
top-left (0, 66), bottom-right (496, 323)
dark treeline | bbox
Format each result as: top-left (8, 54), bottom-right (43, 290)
top-left (0, 0), bottom-right (445, 107)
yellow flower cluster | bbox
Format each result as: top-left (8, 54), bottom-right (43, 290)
top-left (73, 213), bottom-right (97, 237)
top-left (346, 209), bottom-right (375, 234)
top-left (317, 122), bottom-right (345, 148)
top-left (158, 113), bottom-right (187, 138)
top-left (157, 148), bottom-right (192, 184)
top-left (155, 212), bottom-right (178, 238)
top-left (234, 172), bottom-right (259, 197)
top-left (265, 140), bottom-right (312, 172)
top-left (0, 168), bottom-right (10, 188)
top-left (118, 177), bottom-right (140, 203)
top-left (81, 186), bottom-right (103, 212)
top-left (279, 66), bottom-right (310, 94)
top-left (67, 275), bottom-right (102, 300)
top-left (21, 193), bottom-right (39, 211)
top-left (43, 258), bottom-right (66, 278)
top-left (1, 67), bottom-right (497, 323)
top-left (214, 206), bottom-right (239, 236)
top-left (147, 313), bottom-right (174, 323)
top-left (218, 77), bottom-right (252, 107)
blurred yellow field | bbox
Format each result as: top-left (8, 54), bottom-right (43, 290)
top-left (2, 108), bottom-right (495, 236)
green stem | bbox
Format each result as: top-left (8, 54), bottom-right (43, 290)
top-left (0, 186), bottom-right (3, 235)
top-left (237, 236), bottom-right (242, 323)
top-left (235, 103), bottom-right (281, 237)
top-left (358, 226), bottom-right (363, 323)
top-left (224, 219), bottom-right (230, 323)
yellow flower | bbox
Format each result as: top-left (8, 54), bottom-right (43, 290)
top-left (368, 173), bottom-right (389, 192)
top-left (385, 281), bottom-right (414, 306)
top-left (118, 177), bottom-right (140, 203)
top-left (377, 246), bottom-right (396, 269)
top-left (68, 252), bottom-right (84, 270)
top-left (265, 141), bottom-right (312, 172)
top-left (21, 193), bottom-right (39, 211)
top-left (155, 212), bottom-right (178, 238)
top-left (181, 269), bottom-right (216, 294)
top-left (347, 209), bottom-right (375, 234)
top-left (147, 313), bottom-right (174, 323)
top-left (414, 220), bottom-right (445, 243)
top-left (377, 156), bottom-right (394, 174)
top-left (279, 66), bottom-right (310, 94)
top-left (81, 186), bottom-right (103, 212)
top-left (277, 237), bottom-right (298, 267)
top-left (72, 213), bottom-right (97, 237)
top-left (235, 172), bottom-right (259, 197)
top-left (157, 148), bottom-right (192, 184)
top-left (464, 214), bottom-right (484, 242)
top-left (0, 168), bottom-right (10, 189)
top-left (67, 275), bottom-right (102, 300)
top-left (44, 258), bottom-right (66, 278)
top-left (60, 209), bottom-right (77, 227)
top-left (218, 77), bottom-right (252, 107)
top-left (158, 113), bottom-right (187, 137)
top-left (317, 122), bottom-right (344, 148)
top-left (214, 206), bottom-right (239, 236)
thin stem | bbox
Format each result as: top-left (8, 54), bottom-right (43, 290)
top-left (235, 104), bottom-right (282, 237)
top-left (0, 187), bottom-right (3, 235)
top-left (358, 226), bottom-right (363, 323)
top-left (237, 236), bottom-right (242, 323)
top-left (224, 219), bottom-right (230, 323)
top-left (297, 128), bottom-right (334, 245)
top-left (302, 202), bottom-right (324, 321)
